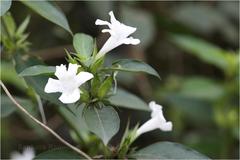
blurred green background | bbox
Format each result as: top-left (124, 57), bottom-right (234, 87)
top-left (1, 1), bottom-right (239, 159)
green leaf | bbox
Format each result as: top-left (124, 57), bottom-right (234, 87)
top-left (1, 95), bottom-right (17, 118)
top-left (180, 77), bottom-right (224, 101)
top-left (35, 147), bottom-right (84, 159)
top-left (73, 33), bottom-right (94, 60)
top-left (90, 75), bottom-right (101, 97)
top-left (59, 104), bottom-right (89, 140)
top-left (1, 61), bottom-right (28, 91)
top-left (105, 59), bottom-right (160, 79)
top-left (84, 105), bottom-right (120, 145)
top-left (20, 0), bottom-right (72, 34)
top-left (19, 65), bottom-right (55, 76)
top-left (14, 53), bottom-right (63, 107)
top-left (0, 0), bottom-right (12, 16)
top-left (2, 12), bottom-right (16, 37)
top-left (130, 142), bottom-right (210, 159)
top-left (170, 34), bottom-right (229, 72)
top-left (109, 88), bottom-right (150, 111)
top-left (16, 15), bottom-right (30, 36)
top-left (97, 76), bottom-right (113, 99)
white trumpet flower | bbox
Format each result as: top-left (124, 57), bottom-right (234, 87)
top-left (44, 63), bottom-right (93, 104)
top-left (11, 147), bottom-right (35, 160)
top-left (95, 11), bottom-right (140, 60)
top-left (136, 101), bottom-right (172, 136)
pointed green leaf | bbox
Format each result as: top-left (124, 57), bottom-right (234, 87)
top-left (0, 0), bottom-right (12, 16)
top-left (16, 15), bottom-right (30, 36)
top-left (130, 142), bottom-right (210, 159)
top-left (105, 59), bottom-right (160, 79)
top-left (73, 33), bottom-right (94, 60)
top-left (109, 88), bottom-right (150, 111)
top-left (19, 65), bottom-right (55, 76)
top-left (20, 0), bottom-right (72, 34)
top-left (2, 12), bottom-right (16, 37)
top-left (84, 106), bottom-right (120, 145)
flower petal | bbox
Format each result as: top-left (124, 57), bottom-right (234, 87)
top-left (109, 11), bottom-right (118, 24)
top-left (102, 29), bottom-right (116, 36)
top-left (44, 78), bottom-right (62, 93)
top-left (55, 64), bottom-right (67, 79)
top-left (23, 147), bottom-right (35, 160)
top-left (11, 152), bottom-right (23, 160)
top-left (136, 117), bottom-right (159, 136)
top-left (59, 88), bottom-right (80, 104)
top-left (95, 19), bottom-right (111, 26)
top-left (122, 37), bottom-right (140, 45)
top-left (75, 71), bottom-right (94, 86)
top-left (68, 63), bottom-right (79, 76)
top-left (159, 121), bottom-right (173, 131)
top-left (149, 101), bottom-right (164, 118)
top-left (11, 147), bottom-right (35, 160)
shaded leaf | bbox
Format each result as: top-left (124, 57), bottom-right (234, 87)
top-left (130, 141), bottom-right (210, 159)
top-left (0, 61), bottom-right (28, 91)
top-left (20, 0), bottom-right (72, 34)
top-left (84, 105), bottom-right (120, 145)
top-left (172, 5), bottom-right (238, 44)
top-left (1, 95), bottom-right (17, 118)
top-left (170, 34), bottom-right (229, 72)
top-left (180, 77), bottom-right (224, 101)
top-left (163, 93), bottom-right (213, 124)
top-left (0, 0), bottom-right (12, 16)
top-left (109, 88), bottom-right (150, 111)
top-left (19, 65), bottom-right (55, 76)
top-left (105, 59), bottom-right (160, 79)
top-left (73, 33), bottom-right (94, 60)
top-left (58, 104), bottom-right (89, 139)
top-left (35, 147), bottom-right (84, 159)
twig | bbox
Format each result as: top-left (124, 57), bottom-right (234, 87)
top-left (0, 81), bottom-right (92, 160)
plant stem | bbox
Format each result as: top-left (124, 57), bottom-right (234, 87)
top-left (0, 81), bottom-right (92, 160)
top-left (35, 93), bottom-right (47, 124)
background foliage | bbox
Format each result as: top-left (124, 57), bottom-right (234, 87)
top-left (1, 1), bottom-right (239, 159)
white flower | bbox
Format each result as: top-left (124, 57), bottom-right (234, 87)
top-left (11, 147), bottom-right (35, 160)
top-left (44, 63), bottom-right (93, 104)
top-left (136, 101), bottom-right (172, 136)
top-left (95, 11), bottom-right (140, 59)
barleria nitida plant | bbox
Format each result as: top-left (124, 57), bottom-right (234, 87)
top-left (1, 1), bottom-right (210, 159)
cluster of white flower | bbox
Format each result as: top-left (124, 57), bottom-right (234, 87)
top-left (44, 11), bottom-right (139, 104)
top-left (44, 11), bottom-right (172, 138)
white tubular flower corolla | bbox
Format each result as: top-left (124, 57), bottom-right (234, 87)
top-left (95, 11), bottom-right (140, 59)
top-left (44, 63), bottom-right (93, 104)
top-left (11, 147), bottom-right (35, 160)
top-left (136, 101), bottom-right (173, 136)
